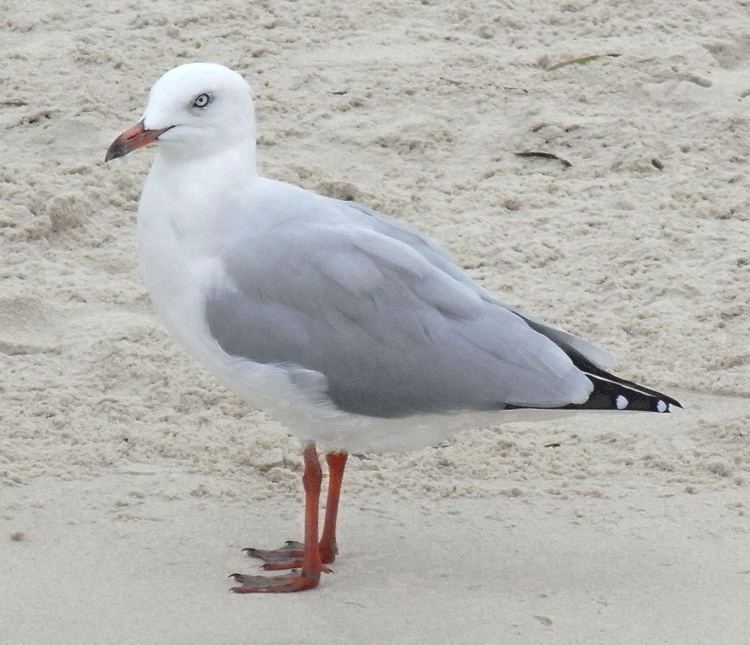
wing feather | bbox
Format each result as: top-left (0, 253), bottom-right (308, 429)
top-left (206, 205), bottom-right (592, 417)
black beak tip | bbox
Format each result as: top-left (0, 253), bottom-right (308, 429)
top-left (104, 141), bottom-right (125, 163)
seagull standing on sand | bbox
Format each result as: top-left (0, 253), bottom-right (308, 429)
top-left (105, 62), bottom-right (681, 593)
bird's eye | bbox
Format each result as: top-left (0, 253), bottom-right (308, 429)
top-left (192, 93), bottom-right (212, 108)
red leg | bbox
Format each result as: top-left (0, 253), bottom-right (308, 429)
top-left (243, 451), bottom-right (348, 571)
top-left (244, 450), bottom-right (349, 571)
top-left (319, 451), bottom-right (348, 564)
top-left (230, 442), bottom-right (329, 592)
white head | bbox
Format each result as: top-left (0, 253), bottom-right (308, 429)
top-left (105, 63), bottom-right (256, 163)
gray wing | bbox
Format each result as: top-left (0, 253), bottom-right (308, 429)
top-left (206, 213), bottom-right (593, 418)
top-left (345, 201), bottom-right (617, 368)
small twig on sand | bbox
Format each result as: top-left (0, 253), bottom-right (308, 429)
top-left (514, 151), bottom-right (572, 168)
top-left (547, 53), bottom-right (621, 71)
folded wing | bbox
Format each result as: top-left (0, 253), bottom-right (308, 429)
top-left (206, 207), bottom-right (593, 417)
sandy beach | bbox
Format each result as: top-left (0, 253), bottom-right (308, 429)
top-left (1, 1), bottom-right (749, 643)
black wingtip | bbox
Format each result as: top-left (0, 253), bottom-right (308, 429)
top-left (565, 348), bottom-right (682, 413)
top-left (506, 365), bottom-right (682, 414)
top-left (666, 397), bottom-right (683, 410)
top-left (569, 374), bottom-right (682, 413)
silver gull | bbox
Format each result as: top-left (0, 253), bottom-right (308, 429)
top-left (105, 62), bottom-right (681, 592)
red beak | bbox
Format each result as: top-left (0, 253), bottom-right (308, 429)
top-left (105, 120), bottom-right (172, 162)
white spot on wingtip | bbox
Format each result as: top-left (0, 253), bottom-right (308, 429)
top-left (615, 394), bottom-right (628, 410)
top-left (656, 399), bottom-right (668, 413)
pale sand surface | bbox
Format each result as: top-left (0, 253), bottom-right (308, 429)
top-left (1, 1), bottom-right (749, 643)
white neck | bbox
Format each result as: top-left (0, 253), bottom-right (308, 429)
top-left (135, 146), bottom-right (257, 313)
top-left (153, 137), bottom-right (256, 188)
top-left (141, 140), bottom-right (254, 230)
